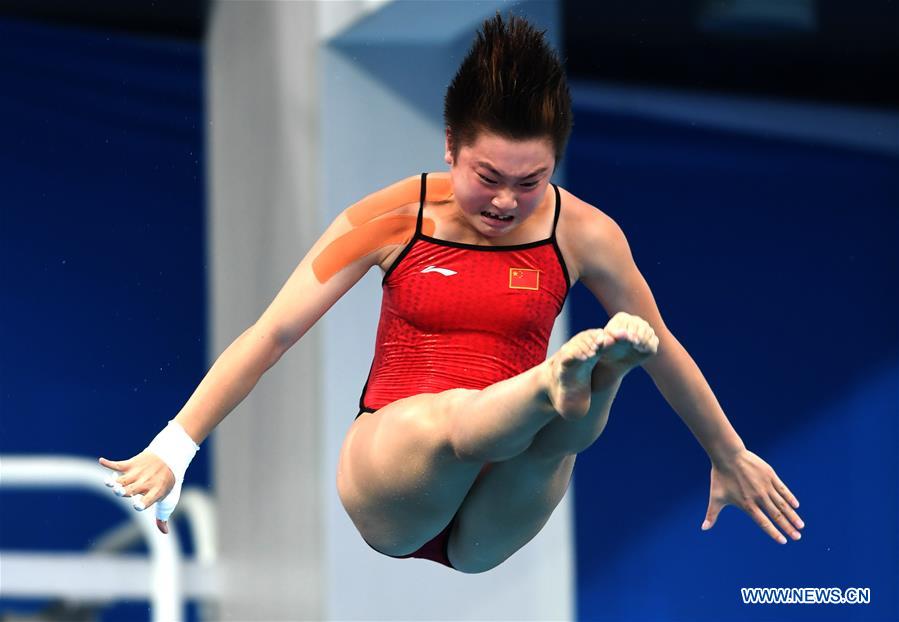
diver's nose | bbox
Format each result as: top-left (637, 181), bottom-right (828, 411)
top-left (491, 191), bottom-right (517, 211)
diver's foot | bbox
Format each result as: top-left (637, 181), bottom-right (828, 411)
top-left (545, 329), bottom-right (613, 421)
top-left (599, 312), bottom-right (660, 373)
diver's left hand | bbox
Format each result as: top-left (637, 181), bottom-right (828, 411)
top-left (701, 449), bottom-right (804, 544)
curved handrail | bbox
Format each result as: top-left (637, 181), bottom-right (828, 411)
top-left (89, 488), bottom-right (218, 565)
top-left (0, 455), bottom-right (183, 622)
top-left (179, 488), bottom-right (217, 565)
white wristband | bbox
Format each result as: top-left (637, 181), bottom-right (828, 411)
top-left (147, 419), bottom-right (200, 480)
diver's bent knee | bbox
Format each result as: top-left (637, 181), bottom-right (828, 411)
top-left (379, 392), bottom-right (462, 459)
top-left (433, 388), bottom-right (535, 463)
top-left (452, 561), bottom-right (499, 574)
top-left (448, 546), bottom-right (507, 574)
top-left (431, 388), bottom-right (492, 462)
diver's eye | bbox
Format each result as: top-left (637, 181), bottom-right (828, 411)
top-left (479, 173), bottom-right (538, 188)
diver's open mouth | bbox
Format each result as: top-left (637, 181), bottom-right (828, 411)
top-left (481, 211), bottom-right (513, 222)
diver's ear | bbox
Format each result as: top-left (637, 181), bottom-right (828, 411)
top-left (444, 128), bottom-right (454, 166)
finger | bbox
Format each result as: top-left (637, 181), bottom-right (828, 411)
top-left (139, 488), bottom-right (162, 511)
top-left (132, 493), bottom-right (146, 512)
top-left (110, 472), bottom-right (137, 494)
top-left (98, 457), bottom-right (130, 471)
top-left (155, 478), bottom-right (182, 522)
top-left (702, 500), bottom-right (723, 530)
top-left (749, 504), bottom-right (788, 544)
top-left (702, 485), bottom-right (728, 530)
top-left (119, 481), bottom-right (146, 499)
top-left (105, 471), bottom-right (137, 491)
top-left (110, 470), bottom-right (137, 486)
top-left (770, 489), bottom-right (804, 531)
top-left (761, 495), bottom-right (801, 541)
top-left (773, 475), bottom-right (800, 509)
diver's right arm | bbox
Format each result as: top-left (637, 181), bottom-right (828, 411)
top-left (98, 175), bottom-right (423, 532)
top-left (172, 205), bottom-right (388, 442)
top-left (168, 172), bottom-right (430, 443)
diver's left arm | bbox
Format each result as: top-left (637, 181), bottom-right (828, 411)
top-left (573, 208), bottom-right (805, 544)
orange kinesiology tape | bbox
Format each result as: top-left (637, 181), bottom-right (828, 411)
top-left (312, 175), bottom-right (451, 283)
top-left (345, 174), bottom-right (452, 225)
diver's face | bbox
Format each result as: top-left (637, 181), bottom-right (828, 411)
top-left (444, 130), bottom-right (555, 238)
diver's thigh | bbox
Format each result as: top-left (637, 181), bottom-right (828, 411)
top-left (447, 451), bottom-right (576, 573)
top-left (337, 390), bottom-right (485, 555)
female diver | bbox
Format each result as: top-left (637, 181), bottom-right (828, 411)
top-left (99, 13), bottom-right (803, 573)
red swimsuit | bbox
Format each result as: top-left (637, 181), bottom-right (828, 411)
top-left (357, 172), bottom-right (571, 567)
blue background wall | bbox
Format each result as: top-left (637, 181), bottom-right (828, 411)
top-left (0, 17), bottom-right (208, 621)
top-left (1, 13), bottom-right (897, 622)
top-left (566, 105), bottom-right (899, 620)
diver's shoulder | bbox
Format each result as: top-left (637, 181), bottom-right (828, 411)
top-left (555, 184), bottom-right (624, 277)
top-left (556, 184), bottom-right (618, 234)
top-left (345, 173), bottom-right (422, 221)
top-left (354, 171), bottom-right (453, 214)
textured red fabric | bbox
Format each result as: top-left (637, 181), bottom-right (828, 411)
top-left (358, 174), bottom-right (570, 414)
top-left (355, 174), bottom-right (569, 567)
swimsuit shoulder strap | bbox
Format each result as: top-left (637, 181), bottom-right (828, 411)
top-left (549, 182), bottom-right (571, 292)
top-left (416, 172), bottom-right (427, 236)
top-left (381, 173), bottom-right (426, 288)
top-left (550, 182), bottom-right (562, 239)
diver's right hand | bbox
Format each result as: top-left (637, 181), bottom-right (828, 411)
top-left (100, 452), bottom-right (176, 534)
top-left (99, 419), bottom-right (201, 535)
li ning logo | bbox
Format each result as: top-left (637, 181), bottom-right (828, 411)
top-left (421, 265), bottom-right (458, 277)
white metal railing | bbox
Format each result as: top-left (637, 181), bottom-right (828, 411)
top-left (0, 455), bottom-right (220, 622)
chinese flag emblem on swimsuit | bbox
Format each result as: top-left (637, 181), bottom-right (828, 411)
top-left (509, 268), bottom-right (540, 290)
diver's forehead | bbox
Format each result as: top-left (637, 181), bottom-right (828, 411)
top-left (462, 133), bottom-right (553, 177)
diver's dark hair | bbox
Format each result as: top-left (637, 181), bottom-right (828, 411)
top-left (443, 11), bottom-right (572, 167)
